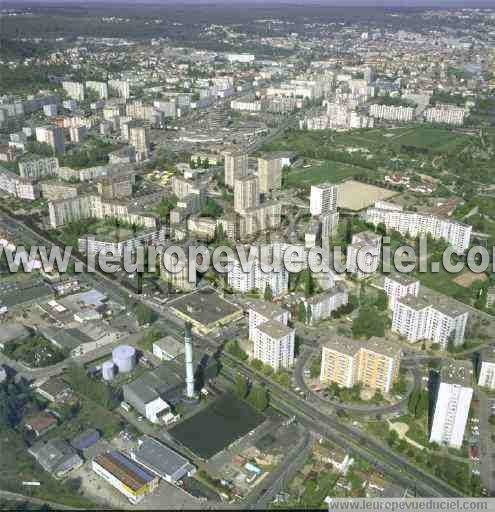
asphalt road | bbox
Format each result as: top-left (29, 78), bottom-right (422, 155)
top-left (219, 361), bottom-right (461, 499)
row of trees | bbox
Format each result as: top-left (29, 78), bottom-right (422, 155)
top-left (233, 374), bottom-right (269, 412)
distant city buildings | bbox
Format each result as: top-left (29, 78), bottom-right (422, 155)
top-left (257, 153), bottom-right (288, 194)
top-left (19, 157), bottom-right (59, 181)
top-left (369, 104), bottom-right (414, 122)
top-left (128, 122), bottom-right (150, 161)
top-left (223, 150), bottom-right (248, 189)
top-left (425, 105), bottom-right (465, 126)
top-left (234, 175), bottom-right (259, 213)
top-left (35, 126), bottom-right (65, 154)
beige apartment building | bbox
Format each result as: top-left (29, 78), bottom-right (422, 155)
top-left (320, 336), bottom-right (401, 394)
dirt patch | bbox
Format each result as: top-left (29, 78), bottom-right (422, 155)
top-left (337, 180), bottom-right (397, 211)
top-left (453, 271), bottom-right (488, 289)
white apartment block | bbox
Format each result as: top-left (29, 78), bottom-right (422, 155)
top-left (223, 150), bottom-right (248, 188)
top-left (19, 157), bottom-right (59, 181)
top-left (384, 274), bottom-right (420, 310)
top-left (303, 284), bottom-right (349, 324)
top-left (391, 293), bottom-right (469, 349)
top-left (227, 254), bottom-right (288, 297)
top-left (230, 98), bottom-right (262, 112)
top-left (48, 194), bottom-right (157, 229)
top-left (254, 320), bottom-right (295, 371)
top-left (85, 81), bottom-right (109, 100)
top-left (234, 175), bottom-right (259, 213)
top-left (430, 362), bottom-right (473, 449)
top-left (248, 302), bottom-right (294, 371)
top-left (346, 231), bottom-right (381, 279)
top-left (62, 81), bottom-right (85, 101)
top-left (369, 104), bottom-right (414, 122)
top-left (129, 123), bottom-right (150, 161)
top-left (239, 202), bottom-right (282, 239)
top-left (425, 106), bottom-right (465, 126)
top-left (320, 211), bottom-right (340, 239)
top-left (478, 348), bottom-right (495, 390)
top-left (0, 167), bottom-right (39, 200)
top-left (78, 227), bottom-right (167, 256)
top-left (226, 53), bottom-right (255, 64)
top-left (248, 301), bottom-right (290, 343)
top-left (310, 183), bottom-right (338, 216)
top-left (35, 126), bottom-right (65, 154)
top-left (363, 202), bottom-right (472, 254)
top-left (108, 79), bottom-right (130, 100)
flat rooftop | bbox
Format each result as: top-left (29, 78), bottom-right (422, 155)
top-left (257, 319), bottom-right (293, 339)
top-left (132, 435), bottom-right (194, 479)
top-left (441, 361), bottom-right (473, 387)
top-left (168, 287), bottom-right (242, 328)
top-left (322, 335), bottom-right (401, 359)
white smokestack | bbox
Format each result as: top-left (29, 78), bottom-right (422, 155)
top-left (184, 322), bottom-right (195, 399)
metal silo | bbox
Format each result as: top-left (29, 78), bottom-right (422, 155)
top-left (112, 345), bottom-right (136, 373)
top-left (102, 361), bottom-right (115, 382)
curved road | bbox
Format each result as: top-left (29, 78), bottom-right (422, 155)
top-left (294, 346), bottom-right (420, 416)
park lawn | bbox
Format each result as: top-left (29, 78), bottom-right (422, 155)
top-left (413, 265), bottom-right (475, 305)
top-left (284, 160), bottom-right (368, 188)
top-left (390, 127), bottom-right (472, 153)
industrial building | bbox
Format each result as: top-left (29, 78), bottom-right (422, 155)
top-left (130, 435), bottom-right (196, 483)
top-left (92, 451), bottom-right (159, 504)
top-left (168, 287), bottom-right (243, 335)
top-left (123, 364), bottom-right (183, 423)
top-left (152, 335), bottom-right (184, 361)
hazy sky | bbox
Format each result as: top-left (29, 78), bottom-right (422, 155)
top-left (10, 0), bottom-right (495, 5)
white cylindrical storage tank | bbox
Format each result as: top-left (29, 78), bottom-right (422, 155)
top-left (112, 345), bottom-right (136, 374)
top-left (102, 361), bottom-right (115, 382)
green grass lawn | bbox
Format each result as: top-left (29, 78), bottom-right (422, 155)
top-left (284, 160), bottom-right (368, 188)
top-left (390, 127), bottom-right (472, 153)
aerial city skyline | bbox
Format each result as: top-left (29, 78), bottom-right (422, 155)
top-left (0, 2), bottom-right (494, 510)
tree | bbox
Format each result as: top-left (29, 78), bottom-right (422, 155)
top-left (327, 382), bottom-right (340, 399)
top-left (215, 223), bottom-right (225, 242)
top-left (447, 332), bottom-right (456, 353)
top-left (304, 271), bottom-right (315, 298)
top-left (351, 306), bottom-right (387, 339)
top-left (264, 284), bottom-right (273, 302)
top-left (374, 290), bottom-right (388, 311)
top-left (135, 303), bottom-right (155, 325)
top-left (415, 390), bottom-right (429, 418)
top-left (307, 304), bottom-right (312, 325)
top-left (248, 384), bottom-right (269, 412)
top-left (234, 374), bottom-right (248, 399)
top-left (297, 302), bottom-right (307, 323)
